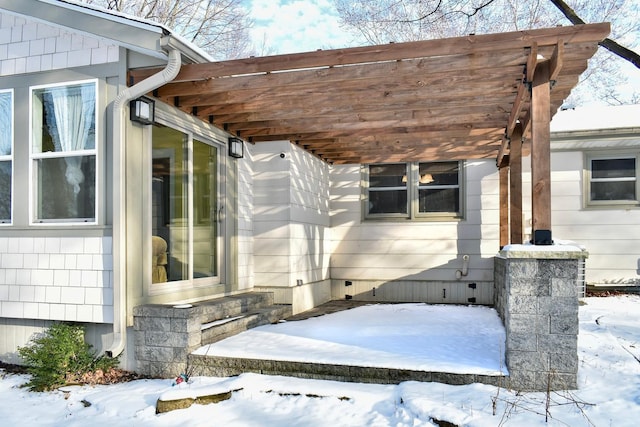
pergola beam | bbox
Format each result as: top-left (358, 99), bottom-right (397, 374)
top-left (131, 23), bottom-right (608, 81)
top-left (127, 24), bottom-right (608, 166)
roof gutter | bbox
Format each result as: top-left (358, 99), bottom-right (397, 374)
top-left (105, 37), bottom-right (181, 358)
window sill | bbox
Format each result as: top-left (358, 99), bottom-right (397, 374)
top-left (363, 215), bottom-right (464, 223)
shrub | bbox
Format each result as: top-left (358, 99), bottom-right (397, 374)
top-left (18, 322), bottom-right (119, 391)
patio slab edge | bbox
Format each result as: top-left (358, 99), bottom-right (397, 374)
top-left (188, 354), bottom-right (510, 388)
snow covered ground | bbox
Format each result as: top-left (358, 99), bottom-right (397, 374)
top-left (194, 303), bottom-right (507, 375)
top-left (1, 295), bottom-right (640, 426)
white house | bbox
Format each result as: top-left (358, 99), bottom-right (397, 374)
top-left (0, 0), bottom-right (616, 385)
top-left (542, 104), bottom-right (640, 287)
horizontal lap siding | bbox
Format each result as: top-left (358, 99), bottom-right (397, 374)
top-left (329, 161), bottom-right (500, 293)
top-left (252, 142), bottom-right (331, 288)
top-left (238, 152), bottom-right (254, 290)
top-left (523, 150), bottom-right (640, 284)
top-left (0, 318), bottom-right (113, 364)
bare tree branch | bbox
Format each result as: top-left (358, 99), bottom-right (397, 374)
top-left (78, 0), bottom-right (254, 60)
top-left (548, 0), bottom-right (640, 69)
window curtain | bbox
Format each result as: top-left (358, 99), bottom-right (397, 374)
top-left (44, 85), bottom-right (95, 195)
top-left (0, 92), bottom-right (11, 156)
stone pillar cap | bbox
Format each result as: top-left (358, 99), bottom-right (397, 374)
top-left (499, 240), bottom-right (588, 259)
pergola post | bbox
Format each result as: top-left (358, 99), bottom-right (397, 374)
top-left (509, 124), bottom-right (523, 245)
top-left (530, 61), bottom-right (553, 245)
top-left (499, 163), bottom-right (509, 248)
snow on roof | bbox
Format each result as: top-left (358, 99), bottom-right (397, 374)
top-left (551, 104), bottom-right (640, 133)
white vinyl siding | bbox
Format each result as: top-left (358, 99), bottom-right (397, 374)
top-left (331, 160), bottom-right (498, 303)
top-left (252, 141), bottom-right (331, 289)
top-left (0, 236), bottom-right (113, 323)
top-left (522, 150), bottom-right (640, 285)
top-left (0, 11), bottom-right (119, 77)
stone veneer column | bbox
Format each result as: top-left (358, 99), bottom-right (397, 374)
top-left (494, 244), bottom-right (587, 391)
top-left (133, 304), bottom-right (201, 378)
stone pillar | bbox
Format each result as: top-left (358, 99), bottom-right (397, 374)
top-left (133, 304), bottom-right (202, 378)
top-left (494, 244), bottom-right (587, 391)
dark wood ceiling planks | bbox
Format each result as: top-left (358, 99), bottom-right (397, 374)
top-left (129, 23), bottom-right (610, 165)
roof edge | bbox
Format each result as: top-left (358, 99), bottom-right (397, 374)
top-left (0, 0), bottom-right (211, 63)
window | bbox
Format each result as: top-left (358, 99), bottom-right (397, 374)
top-left (31, 81), bottom-right (97, 222)
top-left (0, 90), bottom-right (12, 224)
top-left (417, 162), bottom-right (461, 214)
top-left (365, 161), bottom-right (463, 220)
top-left (587, 153), bottom-right (639, 207)
top-left (367, 163), bottom-right (408, 215)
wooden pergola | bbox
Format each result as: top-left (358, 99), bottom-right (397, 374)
top-left (130, 23), bottom-right (610, 246)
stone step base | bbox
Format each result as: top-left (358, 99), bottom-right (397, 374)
top-left (133, 292), bottom-right (292, 378)
top-left (201, 305), bottom-right (293, 346)
top-left (187, 354), bottom-right (510, 388)
top-left (197, 292), bottom-right (277, 323)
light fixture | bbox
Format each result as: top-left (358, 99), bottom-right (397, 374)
top-left (228, 136), bottom-right (244, 159)
top-left (129, 96), bottom-right (155, 125)
top-left (420, 173), bottom-right (434, 184)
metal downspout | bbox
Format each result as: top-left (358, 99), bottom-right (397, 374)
top-left (105, 40), bottom-right (181, 357)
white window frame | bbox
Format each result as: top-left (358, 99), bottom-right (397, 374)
top-left (363, 160), bottom-right (464, 221)
top-left (0, 89), bottom-right (13, 225)
top-left (29, 79), bottom-right (99, 225)
top-left (585, 151), bottom-right (639, 208)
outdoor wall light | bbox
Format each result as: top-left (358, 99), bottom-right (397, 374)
top-left (228, 137), bottom-right (244, 159)
top-left (129, 97), bottom-right (155, 125)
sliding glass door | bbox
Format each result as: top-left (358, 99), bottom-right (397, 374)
top-left (151, 124), bottom-right (219, 286)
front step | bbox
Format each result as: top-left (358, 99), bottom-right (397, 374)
top-left (201, 305), bottom-right (293, 345)
top-left (133, 292), bottom-right (292, 378)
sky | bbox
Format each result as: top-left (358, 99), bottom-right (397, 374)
top-left (246, 0), bottom-right (358, 55)
top-left (243, 0), bottom-right (640, 104)
top-left (1, 295), bottom-right (640, 426)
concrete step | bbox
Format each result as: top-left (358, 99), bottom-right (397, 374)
top-left (186, 354), bottom-right (509, 388)
top-left (201, 305), bottom-right (292, 346)
top-left (197, 292), bottom-right (275, 325)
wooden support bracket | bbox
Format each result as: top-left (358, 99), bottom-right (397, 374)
top-left (549, 40), bottom-right (564, 82)
top-left (506, 82), bottom-right (528, 138)
top-left (496, 134), bottom-right (510, 168)
top-left (525, 42), bottom-right (538, 83)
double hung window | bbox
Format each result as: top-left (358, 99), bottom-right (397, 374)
top-left (31, 80), bottom-right (97, 222)
top-left (587, 153), bottom-right (639, 207)
top-left (0, 90), bottom-right (12, 223)
top-left (365, 161), bottom-right (463, 220)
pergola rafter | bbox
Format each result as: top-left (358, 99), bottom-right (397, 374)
top-left (130, 23), bottom-right (609, 246)
top-left (130, 24), bottom-right (608, 166)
